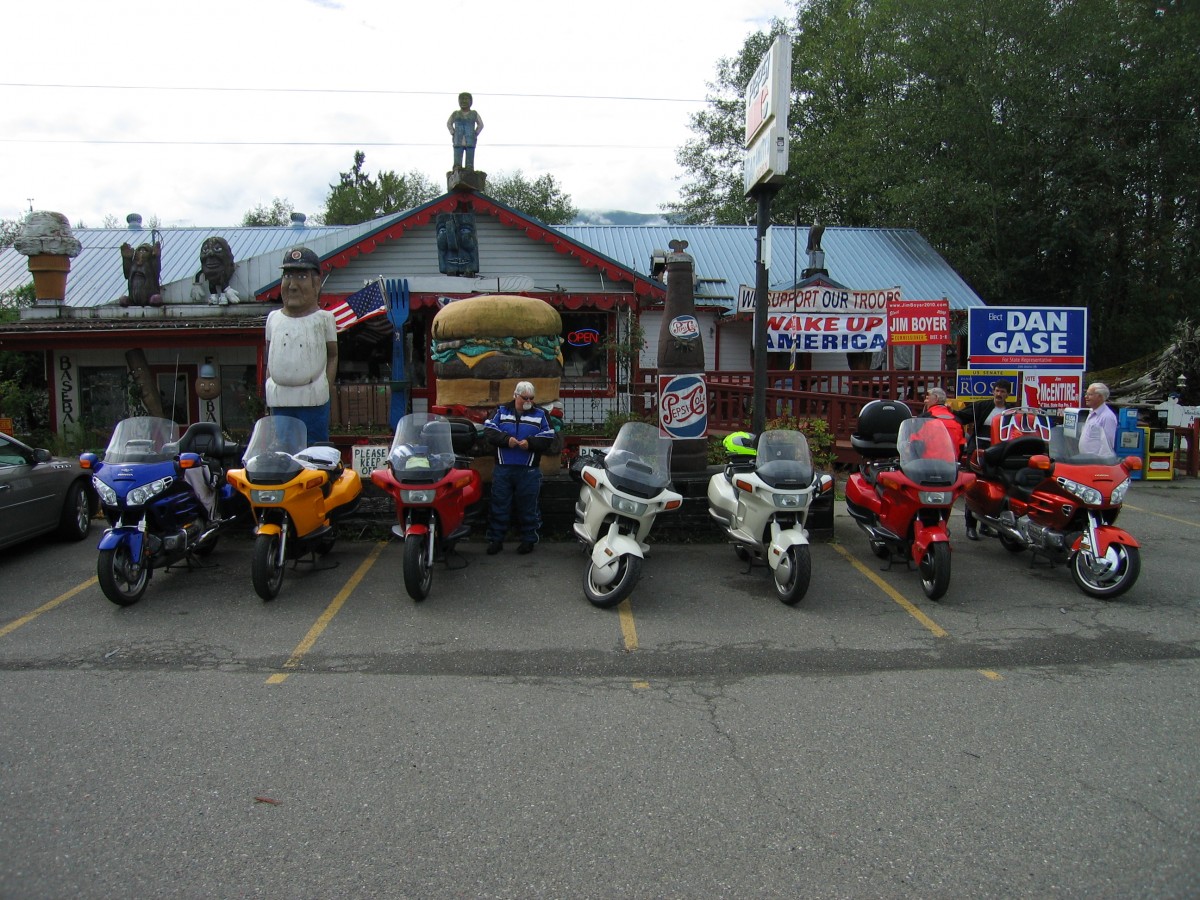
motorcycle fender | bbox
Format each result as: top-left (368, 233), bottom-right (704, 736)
top-left (405, 522), bottom-right (430, 538)
top-left (910, 517), bottom-right (950, 564)
top-left (1079, 525), bottom-right (1140, 555)
top-left (767, 528), bottom-right (808, 571)
top-left (97, 527), bottom-right (142, 558)
top-left (256, 523), bottom-right (283, 538)
top-left (591, 532), bottom-right (643, 571)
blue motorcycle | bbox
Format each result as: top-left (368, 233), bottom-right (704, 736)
top-left (81, 417), bottom-right (243, 606)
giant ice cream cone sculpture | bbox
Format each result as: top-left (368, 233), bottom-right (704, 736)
top-left (14, 211), bottom-right (82, 301)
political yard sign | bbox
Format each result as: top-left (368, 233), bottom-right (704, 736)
top-left (968, 306), bottom-right (1087, 370)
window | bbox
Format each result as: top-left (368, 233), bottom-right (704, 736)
top-left (561, 312), bottom-right (609, 385)
top-left (220, 365), bottom-right (260, 434)
top-left (78, 366), bottom-right (129, 432)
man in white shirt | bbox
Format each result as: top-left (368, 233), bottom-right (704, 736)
top-left (1079, 382), bottom-right (1118, 455)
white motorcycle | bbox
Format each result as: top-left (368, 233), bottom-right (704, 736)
top-left (571, 421), bottom-right (683, 608)
top-left (706, 429), bottom-right (834, 605)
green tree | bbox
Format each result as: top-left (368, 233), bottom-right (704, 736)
top-left (242, 198), bottom-right (296, 227)
top-left (0, 283), bottom-right (48, 435)
top-left (487, 170), bottom-right (578, 225)
top-left (671, 0), bottom-right (1200, 368)
top-left (1, 217), bottom-right (22, 248)
top-left (323, 152), bottom-right (439, 225)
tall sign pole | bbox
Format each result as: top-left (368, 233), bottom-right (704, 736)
top-left (743, 34), bottom-right (792, 437)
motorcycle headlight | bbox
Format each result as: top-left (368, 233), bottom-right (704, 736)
top-left (612, 495), bottom-right (647, 516)
top-left (251, 489), bottom-right (284, 504)
top-left (400, 489), bottom-right (436, 505)
top-left (1057, 476), bottom-right (1102, 507)
top-left (773, 492), bottom-right (807, 509)
top-left (1110, 477), bottom-right (1131, 505)
top-left (918, 491), bottom-right (952, 505)
top-left (127, 476), bottom-right (172, 507)
top-left (92, 476), bottom-right (118, 506)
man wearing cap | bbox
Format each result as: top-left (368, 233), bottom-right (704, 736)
top-left (264, 247), bottom-right (338, 443)
top-left (482, 381), bottom-right (557, 555)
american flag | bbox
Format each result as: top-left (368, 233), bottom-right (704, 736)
top-left (328, 279), bottom-right (387, 332)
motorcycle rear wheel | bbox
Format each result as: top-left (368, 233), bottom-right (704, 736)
top-left (774, 544), bottom-right (811, 605)
top-left (919, 542), bottom-right (951, 601)
top-left (583, 553), bottom-right (642, 608)
top-left (98, 545), bottom-right (149, 606)
top-left (1072, 543), bottom-right (1140, 600)
top-left (403, 530), bottom-right (434, 602)
top-left (252, 533), bottom-right (286, 601)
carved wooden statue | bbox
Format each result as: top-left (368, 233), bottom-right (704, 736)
top-left (119, 241), bottom-right (162, 307)
top-left (190, 236), bottom-right (240, 305)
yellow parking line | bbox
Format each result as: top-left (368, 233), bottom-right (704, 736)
top-left (618, 598), bottom-right (638, 651)
top-left (1124, 504), bottom-right (1200, 528)
top-left (0, 577), bottom-right (98, 639)
top-left (265, 542), bottom-right (386, 684)
top-left (832, 543), bottom-right (948, 638)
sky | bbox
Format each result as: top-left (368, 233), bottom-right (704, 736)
top-left (1, 0), bottom-right (788, 229)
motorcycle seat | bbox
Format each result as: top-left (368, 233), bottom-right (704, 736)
top-left (177, 422), bottom-right (237, 466)
top-left (981, 436), bottom-right (1048, 484)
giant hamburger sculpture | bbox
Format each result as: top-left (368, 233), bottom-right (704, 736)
top-left (430, 295), bottom-right (563, 408)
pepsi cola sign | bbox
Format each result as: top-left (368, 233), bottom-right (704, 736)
top-left (658, 373), bottom-right (708, 440)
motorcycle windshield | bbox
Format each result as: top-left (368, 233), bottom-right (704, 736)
top-left (103, 417), bottom-right (180, 464)
top-left (754, 430), bottom-right (814, 488)
top-left (605, 421), bottom-right (672, 494)
top-left (897, 418), bottom-right (959, 486)
top-left (1049, 425), bottom-right (1119, 465)
top-left (242, 416), bottom-right (307, 481)
top-left (388, 413), bottom-right (456, 481)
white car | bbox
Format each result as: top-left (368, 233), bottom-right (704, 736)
top-left (0, 431), bottom-right (94, 551)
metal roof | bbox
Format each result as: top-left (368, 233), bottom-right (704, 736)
top-left (1, 214), bottom-right (983, 313)
top-left (0, 219), bottom-right (385, 309)
top-left (555, 225), bottom-right (985, 311)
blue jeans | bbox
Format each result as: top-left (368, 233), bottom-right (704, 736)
top-left (269, 403), bottom-right (331, 444)
top-left (487, 464), bottom-right (542, 544)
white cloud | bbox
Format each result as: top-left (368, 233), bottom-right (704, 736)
top-left (1, 0), bottom-right (787, 225)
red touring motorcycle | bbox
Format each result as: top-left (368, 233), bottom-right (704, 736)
top-left (845, 400), bottom-right (976, 600)
top-left (371, 413), bottom-right (483, 602)
top-left (962, 407), bottom-right (1143, 599)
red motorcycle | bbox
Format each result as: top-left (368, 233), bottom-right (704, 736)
top-left (962, 407), bottom-right (1143, 599)
top-left (845, 400), bottom-right (976, 600)
top-left (371, 413), bottom-right (483, 601)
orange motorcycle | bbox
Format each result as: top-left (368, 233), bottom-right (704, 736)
top-left (227, 416), bottom-right (362, 601)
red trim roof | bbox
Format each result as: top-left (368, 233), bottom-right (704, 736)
top-left (259, 193), bottom-right (666, 304)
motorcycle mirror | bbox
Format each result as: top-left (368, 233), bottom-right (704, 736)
top-left (1123, 455), bottom-right (1144, 472)
top-left (179, 452), bottom-right (201, 470)
top-left (80, 452), bottom-right (98, 469)
top-left (1029, 454), bottom-right (1052, 470)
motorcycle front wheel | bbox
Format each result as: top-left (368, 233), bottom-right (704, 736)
top-left (403, 529), bottom-right (434, 602)
top-left (1072, 542), bottom-right (1140, 600)
top-left (919, 542), bottom-right (952, 601)
top-left (252, 533), bottom-right (286, 601)
top-left (98, 544), bottom-right (150, 606)
top-left (774, 544), bottom-right (812, 605)
top-left (583, 553), bottom-right (642, 608)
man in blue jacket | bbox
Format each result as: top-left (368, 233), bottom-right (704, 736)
top-left (483, 381), bottom-right (557, 555)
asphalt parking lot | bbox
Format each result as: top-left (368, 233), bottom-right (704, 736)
top-left (1, 478), bottom-right (1198, 898)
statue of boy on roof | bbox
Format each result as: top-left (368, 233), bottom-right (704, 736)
top-left (447, 92), bottom-right (484, 170)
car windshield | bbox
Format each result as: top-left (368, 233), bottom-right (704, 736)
top-left (1049, 423), bottom-right (1119, 465)
top-left (103, 417), bottom-right (180, 464)
top-left (388, 413), bottom-right (456, 479)
top-left (754, 430), bottom-right (814, 486)
top-left (897, 418), bottom-right (959, 486)
top-left (604, 421), bottom-right (672, 492)
top-left (242, 416), bottom-right (307, 480)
